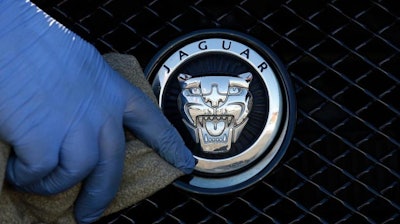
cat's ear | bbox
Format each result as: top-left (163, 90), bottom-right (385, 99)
top-left (238, 72), bottom-right (252, 83)
top-left (178, 73), bottom-right (192, 88)
top-left (178, 73), bottom-right (192, 82)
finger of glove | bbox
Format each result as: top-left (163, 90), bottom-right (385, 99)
top-left (122, 85), bottom-right (195, 174)
top-left (16, 123), bottom-right (99, 195)
top-left (6, 128), bottom-right (62, 187)
top-left (74, 118), bottom-right (125, 224)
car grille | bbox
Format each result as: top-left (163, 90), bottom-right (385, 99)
top-left (33, 0), bottom-right (400, 223)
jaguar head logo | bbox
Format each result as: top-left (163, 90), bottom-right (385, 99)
top-left (146, 30), bottom-right (296, 193)
top-left (177, 72), bottom-right (253, 153)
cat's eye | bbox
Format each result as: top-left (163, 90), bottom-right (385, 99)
top-left (190, 87), bottom-right (201, 95)
top-left (228, 86), bottom-right (241, 94)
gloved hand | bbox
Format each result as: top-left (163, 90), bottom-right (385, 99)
top-left (0, 0), bottom-right (195, 223)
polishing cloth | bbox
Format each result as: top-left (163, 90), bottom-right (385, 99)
top-left (0, 53), bottom-right (184, 224)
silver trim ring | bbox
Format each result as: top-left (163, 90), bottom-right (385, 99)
top-left (153, 39), bottom-right (282, 175)
top-left (146, 31), bottom-right (295, 194)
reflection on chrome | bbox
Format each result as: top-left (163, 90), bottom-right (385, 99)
top-left (177, 73), bottom-right (253, 153)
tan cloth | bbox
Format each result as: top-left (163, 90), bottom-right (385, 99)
top-left (0, 53), bottom-right (183, 224)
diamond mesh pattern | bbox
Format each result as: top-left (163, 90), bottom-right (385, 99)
top-left (32, 0), bottom-right (400, 223)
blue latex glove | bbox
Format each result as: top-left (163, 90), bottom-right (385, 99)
top-left (0, 0), bottom-right (195, 223)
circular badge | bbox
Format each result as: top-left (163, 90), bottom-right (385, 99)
top-left (144, 29), bottom-right (296, 194)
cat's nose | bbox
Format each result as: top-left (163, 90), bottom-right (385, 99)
top-left (204, 86), bottom-right (226, 107)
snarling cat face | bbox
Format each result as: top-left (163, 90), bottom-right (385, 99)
top-left (177, 72), bottom-right (253, 153)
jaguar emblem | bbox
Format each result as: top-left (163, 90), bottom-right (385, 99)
top-left (145, 29), bottom-right (296, 194)
top-left (177, 73), bottom-right (253, 153)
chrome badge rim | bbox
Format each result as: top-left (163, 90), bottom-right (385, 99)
top-left (145, 29), bottom-right (296, 194)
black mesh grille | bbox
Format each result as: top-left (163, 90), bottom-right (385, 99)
top-left (32, 0), bottom-right (400, 223)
